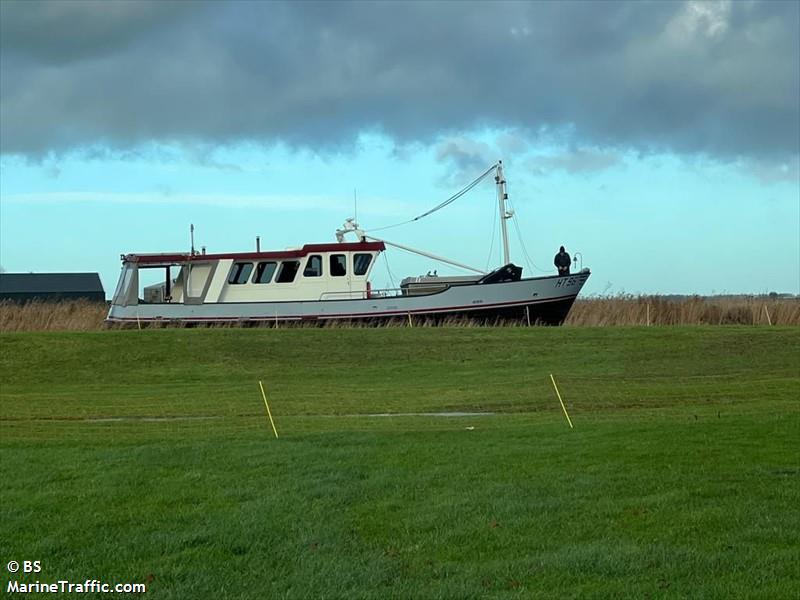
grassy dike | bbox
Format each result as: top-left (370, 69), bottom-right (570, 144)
top-left (1, 327), bottom-right (798, 598)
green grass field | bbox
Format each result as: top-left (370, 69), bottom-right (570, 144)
top-left (1, 327), bottom-right (798, 598)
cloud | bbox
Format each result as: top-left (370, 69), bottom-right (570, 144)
top-left (435, 136), bottom-right (496, 184)
top-left (1, 1), bottom-right (797, 165)
top-left (1, 191), bottom-right (338, 209)
top-left (742, 157), bottom-right (800, 185)
top-left (0, 0), bottom-right (200, 64)
top-left (436, 137), bottom-right (493, 169)
top-left (528, 149), bottom-right (622, 175)
top-left (666, 0), bottom-right (732, 42)
top-left (1, 190), bottom-right (411, 217)
top-left (495, 132), bottom-right (529, 157)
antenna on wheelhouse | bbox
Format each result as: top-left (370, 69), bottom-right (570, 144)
top-left (190, 224), bottom-right (196, 256)
top-left (495, 161), bottom-right (513, 265)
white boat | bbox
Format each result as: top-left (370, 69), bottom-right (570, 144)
top-left (106, 162), bottom-right (590, 326)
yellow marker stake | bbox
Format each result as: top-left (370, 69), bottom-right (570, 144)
top-left (550, 374), bottom-right (574, 429)
top-left (258, 380), bottom-right (279, 438)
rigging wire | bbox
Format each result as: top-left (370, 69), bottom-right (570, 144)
top-left (485, 194), bottom-right (498, 271)
top-left (382, 250), bottom-right (397, 289)
top-left (364, 161), bottom-right (550, 278)
top-left (511, 215), bottom-right (539, 273)
top-left (367, 163), bottom-right (498, 233)
top-left (507, 196), bottom-right (548, 273)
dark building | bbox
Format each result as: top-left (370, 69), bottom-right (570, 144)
top-left (0, 273), bottom-right (105, 303)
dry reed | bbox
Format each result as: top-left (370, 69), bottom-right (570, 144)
top-left (0, 300), bottom-right (108, 332)
top-left (1, 296), bottom-right (798, 332)
top-left (565, 295), bottom-right (800, 327)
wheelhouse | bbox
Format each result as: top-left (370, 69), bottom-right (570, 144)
top-left (110, 242), bottom-right (385, 307)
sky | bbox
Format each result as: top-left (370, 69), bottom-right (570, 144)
top-left (1, 0), bottom-right (798, 297)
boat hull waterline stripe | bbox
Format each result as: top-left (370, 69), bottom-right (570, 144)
top-left (108, 294), bottom-right (579, 323)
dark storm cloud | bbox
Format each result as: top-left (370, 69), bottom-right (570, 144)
top-left (0, 0), bottom-right (199, 64)
top-left (1, 0), bottom-right (797, 162)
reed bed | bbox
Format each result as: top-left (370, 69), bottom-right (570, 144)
top-left (1, 296), bottom-right (798, 332)
top-left (565, 295), bottom-right (800, 327)
top-left (0, 300), bottom-right (108, 332)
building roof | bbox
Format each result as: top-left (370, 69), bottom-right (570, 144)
top-left (0, 273), bottom-right (104, 294)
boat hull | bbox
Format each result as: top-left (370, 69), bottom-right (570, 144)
top-left (106, 271), bottom-right (590, 326)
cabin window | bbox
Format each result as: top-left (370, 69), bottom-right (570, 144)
top-left (330, 254), bottom-right (347, 276)
top-left (275, 260), bottom-right (300, 283)
top-left (228, 262), bottom-right (254, 285)
top-left (303, 255), bottom-right (323, 277)
top-left (354, 253), bottom-right (372, 276)
top-left (253, 261), bottom-right (277, 284)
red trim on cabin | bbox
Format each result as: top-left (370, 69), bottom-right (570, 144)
top-left (124, 242), bottom-right (385, 265)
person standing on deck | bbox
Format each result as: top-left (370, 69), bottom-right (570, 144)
top-left (554, 246), bottom-right (571, 276)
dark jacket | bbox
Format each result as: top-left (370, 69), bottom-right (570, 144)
top-left (554, 251), bottom-right (571, 269)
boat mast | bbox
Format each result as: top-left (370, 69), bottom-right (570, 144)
top-left (495, 161), bottom-right (512, 265)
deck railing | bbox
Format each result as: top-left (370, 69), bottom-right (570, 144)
top-left (318, 288), bottom-right (406, 301)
